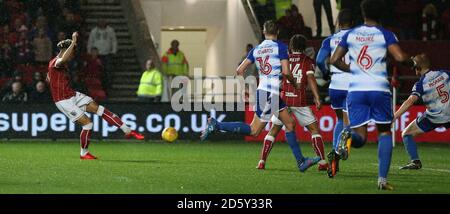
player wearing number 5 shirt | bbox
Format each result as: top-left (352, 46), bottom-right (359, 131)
top-left (330, 0), bottom-right (416, 190)
top-left (393, 54), bottom-right (450, 170)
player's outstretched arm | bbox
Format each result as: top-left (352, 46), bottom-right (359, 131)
top-left (281, 59), bottom-right (299, 89)
top-left (236, 59), bottom-right (252, 76)
top-left (388, 44), bottom-right (416, 68)
top-left (330, 46), bottom-right (350, 72)
top-left (307, 72), bottom-right (322, 110)
top-left (56, 32), bottom-right (78, 67)
top-left (394, 95), bottom-right (419, 120)
top-left (316, 38), bottom-right (332, 79)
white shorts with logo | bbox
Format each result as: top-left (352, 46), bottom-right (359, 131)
top-left (270, 106), bottom-right (317, 127)
top-left (55, 92), bottom-right (93, 122)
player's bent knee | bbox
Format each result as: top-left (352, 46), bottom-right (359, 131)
top-left (83, 123), bottom-right (93, 130)
top-left (284, 123), bottom-right (295, 132)
top-left (250, 126), bottom-right (262, 137)
top-left (76, 116), bottom-right (92, 126)
top-left (307, 123), bottom-right (320, 134)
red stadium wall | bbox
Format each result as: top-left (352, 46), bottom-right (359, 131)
top-left (244, 105), bottom-right (450, 143)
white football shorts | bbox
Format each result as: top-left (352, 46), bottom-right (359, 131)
top-left (55, 92), bottom-right (93, 122)
top-left (270, 106), bottom-right (317, 127)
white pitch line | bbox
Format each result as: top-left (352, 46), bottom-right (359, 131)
top-left (370, 163), bottom-right (450, 173)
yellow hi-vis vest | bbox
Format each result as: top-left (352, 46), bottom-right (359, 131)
top-left (137, 68), bottom-right (163, 97)
top-left (161, 49), bottom-right (189, 76)
top-left (275, 0), bottom-right (292, 19)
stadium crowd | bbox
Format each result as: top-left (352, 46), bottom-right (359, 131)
top-left (0, 0), bottom-right (107, 104)
top-left (254, 0), bottom-right (450, 41)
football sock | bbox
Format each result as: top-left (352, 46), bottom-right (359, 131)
top-left (403, 135), bottom-right (420, 161)
top-left (120, 124), bottom-right (131, 135)
top-left (311, 134), bottom-right (325, 160)
top-left (216, 122), bottom-right (251, 135)
top-left (333, 119), bottom-right (343, 151)
top-left (97, 105), bottom-right (131, 134)
top-left (285, 131), bottom-right (304, 164)
top-left (260, 135), bottom-right (274, 162)
top-left (80, 123), bottom-right (93, 156)
top-left (378, 134), bottom-right (393, 179)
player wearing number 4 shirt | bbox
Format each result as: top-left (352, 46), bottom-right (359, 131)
top-left (393, 54), bottom-right (450, 171)
top-left (330, 0), bottom-right (417, 190)
top-left (48, 32), bottom-right (145, 160)
top-left (201, 21), bottom-right (320, 172)
top-left (257, 35), bottom-right (328, 171)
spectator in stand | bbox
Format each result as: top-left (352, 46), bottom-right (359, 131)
top-left (291, 5), bottom-right (312, 39)
top-left (161, 39), bottom-right (189, 98)
top-left (28, 71), bottom-right (45, 92)
top-left (395, 0), bottom-right (424, 40)
top-left (313, 0), bottom-right (335, 37)
top-left (84, 47), bottom-right (109, 89)
top-left (2, 24), bottom-right (17, 45)
top-left (14, 25), bottom-right (34, 64)
top-left (87, 19), bottom-right (117, 75)
top-left (84, 47), bottom-right (103, 78)
top-left (29, 80), bottom-right (51, 103)
top-left (0, 38), bottom-right (13, 77)
top-left (58, 8), bottom-right (81, 38)
top-left (33, 29), bottom-right (53, 65)
top-left (12, 17), bottom-right (26, 34)
top-left (277, 9), bottom-right (293, 41)
top-left (137, 59), bottom-right (163, 103)
top-left (441, 2), bottom-right (450, 39)
top-left (29, 16), bottom-right (55, 42)
top-left (2, 81), bottom-right (27, 103)
top-left (0, 70), bottom-right (25, 97)
top-left (422, 3), bottom-right (439, 41)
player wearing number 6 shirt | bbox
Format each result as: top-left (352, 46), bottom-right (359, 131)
top-left (201, 21), bottom-right (320, 172)
top-left (48, 32), bottom-right (145, 160)
top-left (330, 0), bottom-right (416, 190)
top-left (393, 54), bottom-right (450, 170)
top-left (257, 34), bottom-right (328, 171)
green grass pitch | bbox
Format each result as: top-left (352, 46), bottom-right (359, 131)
top-left (0, 140), bottom-right (449, 194)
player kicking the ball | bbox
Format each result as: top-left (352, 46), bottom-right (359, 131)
top-left (201, 21), bottom-right (320, 172)
top-left (330, 0), bottom-right (415, 190)
top-left (47, 32), bottom-right (145, 160)
top-left (257, 34), bottom-right (327, 171)
top-left (393, 54), bottom-right (450, 170)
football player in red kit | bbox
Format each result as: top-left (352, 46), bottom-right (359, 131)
top-left (47, 32), bottom-right (145, 160)
top-left (257, 34), bottom-right (328, 170)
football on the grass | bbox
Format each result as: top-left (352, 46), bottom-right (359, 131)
top-left (161, 127), bottom-right (178, 143)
